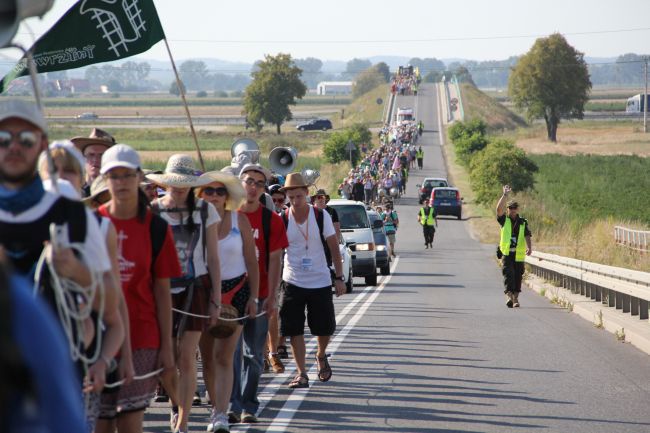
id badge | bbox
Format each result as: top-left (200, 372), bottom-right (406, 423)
top-left (301, 257), bottom-right (313, 272)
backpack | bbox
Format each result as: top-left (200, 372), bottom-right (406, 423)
top-left (281, 207), bottom-right (332, 267)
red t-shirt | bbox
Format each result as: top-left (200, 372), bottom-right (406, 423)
top-left (99, 206), bottom-right (181, 350)
top-left (242, 205), bottom-right (288, 299)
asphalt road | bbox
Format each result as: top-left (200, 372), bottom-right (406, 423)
top-left (144, 83), bottom-right (650, 433)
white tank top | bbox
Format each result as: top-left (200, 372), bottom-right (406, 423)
top-left (218, 211), bottom-right (247, 280)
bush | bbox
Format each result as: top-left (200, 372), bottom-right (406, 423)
top-left (214, 90), bottom-right (228, 97)
top-left (448, 119), bottom-right (488, 166)
top-left (323, 123), bottom-right (372, 165)
top-left (196, 90), bottom-right (208, 97)
top-left (469, 138), bottom-right (538, 204)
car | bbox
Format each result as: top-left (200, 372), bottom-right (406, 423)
top-left (430, 187), bottom-right (462, 219)
top-left (366, 210), bottom-right (392, 276)
top-left (296, 118), bottom-right (332, 131)
top-left (328, 199), bottom-right (377, 286)
top-left (330, 233), bottom-right (354, 293)
top-left (417, 177), bottom-right (449, 204)
top-left (76, 112), bottom-right (98, 120)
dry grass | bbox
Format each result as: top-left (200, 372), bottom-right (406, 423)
top-left (460, 83), bottom-right (526, 132)
top-left (314, 162), bottom-right (352, 199)
top-left (332, 84), bottom-right (389, 129)
top-left (510, 122), bottom-right (650, 156)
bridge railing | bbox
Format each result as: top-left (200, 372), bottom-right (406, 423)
top-left (614, 226), bottom-right (650, 252)
top-left (525, 251), bottom-right (650, 320)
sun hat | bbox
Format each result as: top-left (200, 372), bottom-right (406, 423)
top-left (198, 170), bottom-right (246, 211)
top-left (239, 163), bottom-right (271, 181)
top-left (145, 154), bottom-right (210, 188)
top-left (280, 172), bottom-right (311, 192)
top-left (0, 99), bottom-right (47, 131)
top-left (71, 128), bottom-right (116, 153)
top-left (82, 175), bottom-right (110, 204)
top-left (311, 188), bottom-right (330, 202)
top-left (100, 144), bottom-right (141, 174)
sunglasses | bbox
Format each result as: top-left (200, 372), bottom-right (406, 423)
top-left (273, 198), bottom-right (285, 204)
top-left (0, 130), bottom-right (39, 149)
top-left (203, 186), bottom-right (228, 196)
top-left (315, 195), bottom-right (326, 199)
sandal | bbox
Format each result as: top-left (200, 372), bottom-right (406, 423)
top-left (316, 355), bottom-right (332, 382)
top-left (288, 373), bottom-right (309, 389)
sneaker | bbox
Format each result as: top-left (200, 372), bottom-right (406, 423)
top-left (506, 292), bottom-right (514, 308)
top-left (170, 406), bottom-right (179, 432)
top-left (277, 345), bottom-right (289, 359)
top-left (241, 411), bottom-right (259, 423)
top-left (207, 411), bottom-right (229, 432)
top-left (154, 385), bottom-right (169, 403)
top-left (513, 293), bottom-right (520, 308)
top-left (227, 411), bottom-right (240, 424)
top-left (269, 354), bottom-right (285, 374)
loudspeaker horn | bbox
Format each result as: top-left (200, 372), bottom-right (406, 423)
top-left (230, 138), bottom-right (260, 164)
top-left (0, 0), bottom-right (54, 48)
top-left (269, 147), bottom-right (297, 175)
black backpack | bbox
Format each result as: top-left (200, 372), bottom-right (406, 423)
top-left (280, 207), bottom-right (332, 267)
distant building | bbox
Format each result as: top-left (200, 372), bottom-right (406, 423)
top-left (316, 81), bottom-right (354, 95)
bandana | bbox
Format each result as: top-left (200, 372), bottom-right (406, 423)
top-left (0, 176), bottom-right (46, 214)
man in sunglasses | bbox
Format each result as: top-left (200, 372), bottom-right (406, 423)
top-left (71, 128), bottom-right (116, 198)
top-left (269, 184), bottom-right (287, 213)
top-left (230, 163), bottom-right (288, 424)
top-left (496, 185), bottom-right (532, 308)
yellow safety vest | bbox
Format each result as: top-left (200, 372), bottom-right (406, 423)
top-left (419, 207), bottom-right (435, 226)
top-left (500, 217), bottom-right (527, 262)
top-left (416, 149), bottom-right (424, 158)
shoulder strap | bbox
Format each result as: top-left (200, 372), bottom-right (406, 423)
top-left (200, 200), bottom-right (208, 263)
top-left (262, 206), bottom-right (272, 270)
top-left (313, 207), bottom-right (331, 267)
top-left (149, 212), bottom-right (168, 276)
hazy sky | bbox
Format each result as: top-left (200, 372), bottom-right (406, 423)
top-left (10, 0), bottom-right (650, 64)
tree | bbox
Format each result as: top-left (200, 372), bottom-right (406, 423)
top-left (294, 57), bottom-right (323, 88)
top-left (469, 139), bottom-right (538, 204)
top-left (323, 124), bottom-right (372, 165)
top-left (352, 68), bottom-right (385, 99)
top-left (179, 60), bottom-right (209, 90)
top-left (508, 33), bottom-right (591, 142)
top-left (346, 58), bottom-right (372, 78)
top-left (169, 80), bottom-right (186, 95)
top-left (408, 57), bottom-right (445, 75)
top-left (448, 119), bottom-right (488, 167)
top-left (374, 62), bottom-right (391, 82)
top-left (244, 53), bottom-right (307, 134)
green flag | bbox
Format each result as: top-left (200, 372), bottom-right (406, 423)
top-left (1, 0), bottom-right (165, 93)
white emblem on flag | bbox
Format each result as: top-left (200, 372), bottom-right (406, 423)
top-left (80, 0), bottom-right (147, 57)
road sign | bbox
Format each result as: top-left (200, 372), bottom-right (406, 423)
top-left (376, 98), bottom-right (383, 105)
top-left (345, 140), bottom-right (356, 151)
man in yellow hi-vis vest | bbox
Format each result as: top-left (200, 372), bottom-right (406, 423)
top-left (418, 198), bottom-right (438, 249)
top-left (496, 185), bottom-right (532, 308)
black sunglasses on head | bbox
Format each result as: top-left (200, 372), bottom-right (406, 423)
top-left (203, 186), bottom-right (228, 196)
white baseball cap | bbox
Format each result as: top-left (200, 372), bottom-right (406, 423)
top-left (100, 144), bottom-right (141, 174)
top-left (0, 99), bottom-right (47, 131)
top-left (239, 163), bottom-right (271, 181)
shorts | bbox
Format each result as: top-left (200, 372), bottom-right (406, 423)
top-left (172, 274), bottom-right (210, 336)
top-left (280, 283), bottom-right (336, 337)
top-left (98, 349), bottom-right (159, 419)
top-left (387, 233), bottom-right (396, 243)
top-left (221, 273), bottom-right (250, 323)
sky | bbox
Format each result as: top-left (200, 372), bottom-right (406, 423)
top-left (8, 0), bottom-right (650, 65)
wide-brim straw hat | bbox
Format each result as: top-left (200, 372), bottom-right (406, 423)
top-left (71, 128), bottom-right (116, 153)
top-left (198, 170), bottom-right (246, 211)
top-left (280, 172), bottom-right (311, 192)
top-left (82, 175), bottom-right (110, 204)
top-left (146, 154), bottom-right (211, 188)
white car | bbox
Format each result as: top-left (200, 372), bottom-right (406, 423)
top-left (76, 112), bottom-right (99, 120)
top-left (330, 233), bottom-right (354, 293)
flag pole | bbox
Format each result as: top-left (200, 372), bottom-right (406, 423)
top-left (163, 38), bottom-right (205, 171)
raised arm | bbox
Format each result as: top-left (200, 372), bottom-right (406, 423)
top-left (496, 185), bottom-right (511, 217)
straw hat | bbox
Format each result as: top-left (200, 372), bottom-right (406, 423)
top-left (145, 154), bottom-right (211, 188)
top-left (71, 128), bottom-right (116, 153)
top-left (279, 172), bottom-right (311, 192)
top-left (198, 170), bottom-right (246, 211)
top-left (311, 188), bottom-right (330, 203)
top-left (82, 175), bottom-right (110, 204)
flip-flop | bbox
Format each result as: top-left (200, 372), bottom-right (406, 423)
top-left (316, 355), bottom-right (332, 382)
top-left (288, 373), bottom-right (309, 389)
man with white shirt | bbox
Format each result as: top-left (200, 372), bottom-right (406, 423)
top-left (279, 173), bottom-right (346, 389)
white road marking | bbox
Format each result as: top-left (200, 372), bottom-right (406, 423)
top-left (436, 84), bottom-right (445, 146)
top-left (264, 257), bottom-right (400, 432)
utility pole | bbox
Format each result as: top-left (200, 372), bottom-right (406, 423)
top-left (643, 56), bottom-right (648, 133)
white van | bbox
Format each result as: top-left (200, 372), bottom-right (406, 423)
top-left (328, 199), bottom-right (378, 285)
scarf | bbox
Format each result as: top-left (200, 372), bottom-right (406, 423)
top-left (0, 176), bottom-right (46, 215)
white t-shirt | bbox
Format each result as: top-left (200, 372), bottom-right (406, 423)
top-left (156, 199), bottom-right (220, 292)
top-left (0, 190), bottom-right (111, 274)
top-left (283, 205), bottom-right (335, 289)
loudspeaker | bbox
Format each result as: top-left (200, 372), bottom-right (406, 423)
top-left (0, 0), bottom-right (54, 48)
top-left (301, 168), bottom-right (320, 186)
top-left (269, 147), bottom-right (297, 175)
top-left (230, 138), bottom-right (260, 165)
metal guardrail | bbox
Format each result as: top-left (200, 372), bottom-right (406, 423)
top-left (615, 226), bottom-right (650, 252)
top-left (384, 90), bottom-right (396, 124)
top-left (443, 81), bottom-right (452, 123)
top-left (452, 75), bottom-right (465, 121)
top-left (526, 251), bottom-right (650, 320)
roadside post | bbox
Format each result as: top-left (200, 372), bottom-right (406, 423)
top-left (346, 140), bottom-right (356, 167)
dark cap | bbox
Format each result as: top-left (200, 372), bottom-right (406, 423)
top-left (506, 200), bottom-right (519, 209)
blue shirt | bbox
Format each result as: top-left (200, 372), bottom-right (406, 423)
top-left (7, 274), bottom-right (86, 433)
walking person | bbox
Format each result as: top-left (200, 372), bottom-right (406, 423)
top-left (146, 155), bottom-right (222, 433)
top-left (230, 163), bottom-right (288, 424)
top-left (416, 146), bottom-right (424, 170)
top-left (380, 203), bottom-right (399, 257)
top-left (97, 144), bottom-right (181, 433)
top-left (496, 185), bottom-right (532, 308)
top-left (195, 171), bottom-right (259, 433)
top-left (279, 173), bottom-right (346, 389)
top-left (71, 128), bottom-right (116, 198)
top-left (418, 198), bottom-right (437, 249)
